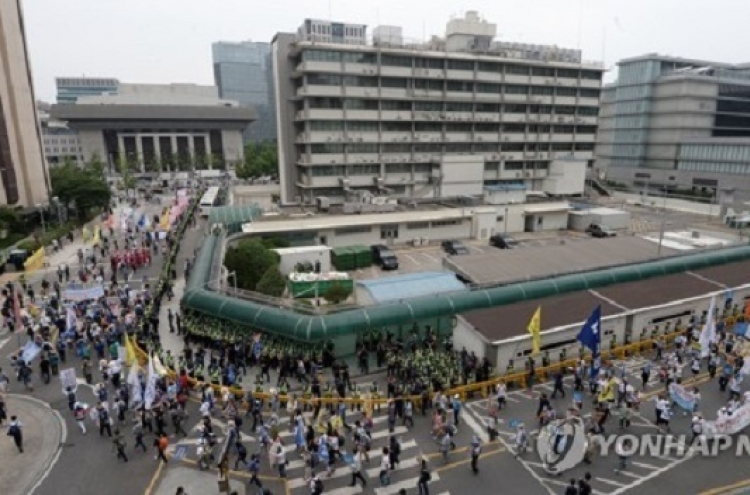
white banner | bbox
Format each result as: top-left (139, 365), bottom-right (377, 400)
top-left (143, 354), bottom-right (157, 409)
top-left (703, 402), bottom-right (750, 438)
top-left (128, 363), bottom-right (143, 408)
top-left (60, 367), bottom-right (78, 394)
top-left (117, 344), bottom-right (126, 364)
top-left (699, 296), bottom-right (717, 358)
top-left (21, 341), bottom-right (42, 363)
top-left (63, 284), bottom-right (105, 302)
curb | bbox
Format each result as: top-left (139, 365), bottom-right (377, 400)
top-left (7, 394), bottom-right (67, 495)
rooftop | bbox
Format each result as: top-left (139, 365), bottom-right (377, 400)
top-left (462, 257), bottom-right (750, 343)
top-left (445, 236), bottom-right (681, 286)
top-left (241, 204), bottom-right (507, 235)
top-left (358, 271), bottom-right (467, 303)
top-left (50, 104), bottom-right (256, 125)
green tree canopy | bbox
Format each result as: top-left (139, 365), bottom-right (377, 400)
top-left (256, 264), bottom-right (286, 297)
top-left (223, 239), bottom-right (278, 290)
top-left (50, 160), bottom-right (111, 219)
top-left (236, 140), bottom-right (278, 180)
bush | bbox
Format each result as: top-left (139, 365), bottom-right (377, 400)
top-left (256, 264), bottom-right (286, 297)
top-left (224, 239), bottom-right (277, 291)
top-left (326, 282), bottom-right (352, 304)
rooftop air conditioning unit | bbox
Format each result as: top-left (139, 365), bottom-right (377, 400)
top-left (525, 171), bottom-right (531, 177)
top-left (515, 172), bottom-right (522, 178)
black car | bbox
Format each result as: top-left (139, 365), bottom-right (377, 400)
top-left (489, 234), bottom-right (519, 249)
top-left (441, 240), bottom-right (470, 255)
top-left (371, 244), bottom-right (399, 270)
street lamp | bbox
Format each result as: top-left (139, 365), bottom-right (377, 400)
top-left (504, 207), bottom-right (509, 234)
top-left (36, 203), bottom-right (46, 237)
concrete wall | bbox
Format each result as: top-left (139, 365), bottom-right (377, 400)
top-left (272, 34), bottom-right (298, 205)
top-left (0, 0), bottom-right (50, 206)
top-left (221, 129), bottom-right (245, 166)
top-left (77, 129), bottom-right (108, 162)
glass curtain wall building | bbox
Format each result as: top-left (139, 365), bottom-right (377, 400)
top-left (596, 54), bottom-right (750, 199)
top-left (212, 41), bottom-right (276, 143)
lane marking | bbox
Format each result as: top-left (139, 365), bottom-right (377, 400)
top-left (25, 396), bottom-right (67, 495)
top-left (596, 477), bottom-right (627, 487)
top-left (700, 478), bottom-right (750, 495)
top-left (374, 472), bottom-right (440, 495)
top-left (631, 461), bottom-right (660, 470)
top-left (617, 470), bottom-right (642, 479)
top-left (421, 252), bottom-right (437, 263)
top-left (433, 446), bottom-right (505, 473)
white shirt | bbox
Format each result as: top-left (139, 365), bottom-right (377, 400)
top-left (380, 455), bottom-right (389, 472)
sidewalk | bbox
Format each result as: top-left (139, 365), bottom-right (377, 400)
top-left (0, 394), bottom-right (66, 495)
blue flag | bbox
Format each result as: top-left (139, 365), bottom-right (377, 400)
top-left (577, 306), bottom-right (601, 377)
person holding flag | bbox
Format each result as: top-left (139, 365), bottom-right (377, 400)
top-left (577, 306), bottom-right (602, 394)
top-left (527, 307), bottom-right (541, 392)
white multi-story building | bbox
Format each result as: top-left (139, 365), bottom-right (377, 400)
top-left (272, 12), bottom-right (604, 205)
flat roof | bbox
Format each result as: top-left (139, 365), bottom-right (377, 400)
top-left (50, 104), bottom-right (256, 123)
top-left (462, 258), bottom-right (750, 343)
top-left (446, 236), bottom-right (679, 286)
top-left (358, 271), bottom-right (467, 303)
top-left (242, 206), bottom-right (500, 235)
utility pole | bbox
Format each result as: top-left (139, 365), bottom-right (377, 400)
top-left (657, 187), bottom-right (668, 256)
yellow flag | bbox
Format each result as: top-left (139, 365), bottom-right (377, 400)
top-left (528, 306), bottom-right (541, 354)
top-left (124, 333), bottom-right (136, 366)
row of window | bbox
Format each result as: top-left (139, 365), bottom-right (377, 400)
top-left (680, 143), bottom-right (750, 162)
top-left (45, 146), bottom-right (83, 154)
top-left (305, 142), bottom-right (594, 154)
top-left (307, 121), bottom-right (597, 133)
top-left (304, 74), bottom-right (601, 98)
top-left (305, 97), bottom-right (599, 115)
top-left (678, 161), bottom-right (750, 175)
top-left (300, 50), bottom-right (602, 79)
top-left (306, 161), bottom-right (554, 177)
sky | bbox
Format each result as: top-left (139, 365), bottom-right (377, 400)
top-left (22, 0), bottom-right (750, 102)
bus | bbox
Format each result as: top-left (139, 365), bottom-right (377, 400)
top-left (199, 187), bottom-right (221, 216)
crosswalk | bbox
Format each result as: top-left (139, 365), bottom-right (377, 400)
top-left (167, 410), bottom-right (452, 495)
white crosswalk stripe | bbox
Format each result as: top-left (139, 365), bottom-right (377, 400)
top-left (170, 407), bottom-right (454, 495)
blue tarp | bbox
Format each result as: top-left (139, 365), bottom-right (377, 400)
top-left (358, 271), bottom-right (467, 303)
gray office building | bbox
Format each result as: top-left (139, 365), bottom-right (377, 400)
top-left (272, 12), bottom-right (603, 205)
top-left (597, 54), bottom-right (750, 197)
top-left (212, 41), bottom-right (276, 143)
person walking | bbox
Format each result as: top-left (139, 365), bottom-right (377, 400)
top-left (247, 454), bottom-right (263, 491)
top-left (6, 415), bottom-right (23, 453)
top-left (73, 403), bottom-right (87, 434)
top-left (112, 429), bottom-right (129, 462)
top-left (98, 403), bottom-right (112, 437)
top-left (156, 433), bottom-right (169, 463)
top-left (349, 450), bottom-right (367, 488)
top-left (417, 458), bottom-right (431, 495)
top-left (133, 419), bottom-right (148, 452)
top-left (470, 435), bottom-right (481, 474)
top-left (379, 447), bottom-right (391, 486)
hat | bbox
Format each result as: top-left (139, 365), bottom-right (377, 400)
top-left (454, 394), bottom-right (459, 399)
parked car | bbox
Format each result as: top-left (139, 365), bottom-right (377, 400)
top-left (585, 224), bottom-right (616, 238)
top-left (371, 244), bottom-right (399, 270)
top-left (441, 240), bottom-right (470, 255)
top-left (489, 234), bottom-right (519, 249)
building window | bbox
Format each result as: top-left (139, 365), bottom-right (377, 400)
top-left (381, 121), bottom-right (411, 132)
top-left (311, 144), bottom-right (344, 154)
top-left (407, 222), bottom-right (429, 229)
top-left (335, 226), bottom-right (372, 235)
top-left (556, 87), bottom-right (577, 97)
top-left (381, 77), bottom-right (408, 88)
top-left (580, 88), bottom-right (600, 98)
top-left (505, 162), bottom-right (524, 171)
top-left (504, 85), bottom-right (528, 95)
top-left (447, 81), bottom-right (473, 92)
top-left (342, 52), bottom-right (376, 64)
top-left (342, 75), bottom-right (377, 87)
top-left (381, 55), bottom-right (412, 67)
top-left (381, 100), bottom-right (411, 111)
top-left (414, 164), bottom-right (431, 173)
top-left (347, 143), bottom-right (378, 153)
top-left (506, 64), bottom-right (530, 75)
top-left (478, 62), bottom-right (502, 73)
top-left (476, 103), bottom-right (500, 113)
top-left (415, 58), bottom-right (444, 69)
top-left (344, 99), bottom-right (378, 110)
top-left (415, 101), bottom-right (443, 112)
top-left (387, 163), bottom-right (411, 173)
top-left (531, 86), bottom-right (553, 95)
top-left (447, 59), bottom-right (474, 71)
top-left (348, 164), bottom-right (380, 175)
top-left (303, 50), bottom-right (342, 62)
top-left (431, 220), bottom-right (462, 227)
top-left (446, 102), bottom-right (472, 112)
top-left (477, 83), bottom-right (501, 94)
top-left (413, 79), bottom-right (443, 91)
top-left (307, 74), bottom-right (341, 86)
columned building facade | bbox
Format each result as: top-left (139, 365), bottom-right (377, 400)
top-left (51, 104), bottom-right (255, 174)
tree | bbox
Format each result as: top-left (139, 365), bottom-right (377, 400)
top-left (117, 155), bottom-right (137, 196)
top-left (86, 153), bottom-right (106, 178)
top-left (223, 239), bottom-right (278, 290)
top-left (50, 161), bottom-right (111, 220)
top-left (256, 264), bottom-right (286, 297)
top-left (325, 282), bottom-right (352, 304)
top-left (236, 141), bottom-right (278, 180)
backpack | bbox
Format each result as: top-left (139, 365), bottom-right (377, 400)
top-left (314, 477), bottom-right (324, 493)
top-left (393, 441), bottom-right (401, 455)
top-left (237, 443), bottom-right (247, 457)
top-left (7, 424), bottom-right (19, 437)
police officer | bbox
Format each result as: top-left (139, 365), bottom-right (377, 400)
top-left (370, 382), bottom-right (381, 413)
